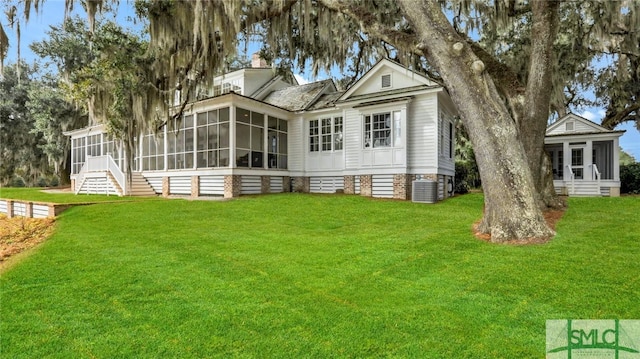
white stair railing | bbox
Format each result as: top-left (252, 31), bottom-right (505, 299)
top-left (592, 164), bottom-right (601, 195)
top-left (566, 165), bottom-right (575, 195)
top-left (73, 155), bottom-right (126, 195)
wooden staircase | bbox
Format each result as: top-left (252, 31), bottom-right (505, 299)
top-left (128, 172), bottom-right (157, 196)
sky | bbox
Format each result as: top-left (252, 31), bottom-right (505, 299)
top-left (3, 0), bottom-right (639, 160)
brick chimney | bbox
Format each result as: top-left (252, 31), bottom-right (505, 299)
top-left (251, 52), bottom-right (268, 68)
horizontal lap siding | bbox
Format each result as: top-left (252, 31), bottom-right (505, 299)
top-left (372, 174), bottom-right (394, 198)
top-left (145, 176), bottom-right (164, 194)
top-left (33, 204), bottom-right (50, 218)
top-left (270, 177), bottom-right (284, 193)
top-left (82, 177), bottom-right (118, 196)
top-left (13, 202), bottom-right (27, 217)
top-left (355, 176), bottom-right (361, 194)
top-left (310, 176), bottom-right (344, 193)
top-left (200, 176), bottom-right (225, 195)
top-left (407, 95), bottom-right (438, 169)
top-left (169, 176), bottom-right (191, 195)
top-left (0, 200), bottom-right (6, 215)
top-left (241, 176), bottom-right (262, 194)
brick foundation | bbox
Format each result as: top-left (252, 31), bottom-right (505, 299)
top-left (162, 176), bottom-right (170, 197)
top-left (283, 176), bottom-right (291, 192)
top-left (291, 177), bottom-right (310, 193)
top-left (191, 176), bottom-right (199, 198)
top-left (343, 175), bottom-right (356, 194)
top-left (360, 175), bottom-right (372, 197)
top-left (224, 175), bottom-right (242, 198)
top-left (393, 174), bottom-right (413, 200)
top-left (261, 176), bottom-right (270, 194)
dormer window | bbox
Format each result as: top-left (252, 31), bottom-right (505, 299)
top-left (381, 74), bottom-right (392, 88)
top-left (566, 121), bottom-right (574, 131)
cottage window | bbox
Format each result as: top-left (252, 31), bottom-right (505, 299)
top-left (321, 118), bottom-right (332, 151)
top-left (334, 117), bottom-right (343, 151)
top-left (309, 120), bottom-right (320, 152)
top-left (364, 112), bottom-right (392, 148)
top-left (311, 117), bottom-right (343, 152)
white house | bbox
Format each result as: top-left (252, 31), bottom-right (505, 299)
top-left (545, 113), bottom-right (625, 196)
top-left (64, 58), bottom-right (457, 200)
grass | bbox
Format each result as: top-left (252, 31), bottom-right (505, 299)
top-left (0, 187), bottom-right (158, 203)
top-left (1, 192), bottom-right (638, 358)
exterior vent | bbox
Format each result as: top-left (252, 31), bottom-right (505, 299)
top-left (412, 180), bottom-right (438, 203)
top-left (565, 121), bottom-right (574, 131)
top-left (381, 74), bottom-right (391, 88)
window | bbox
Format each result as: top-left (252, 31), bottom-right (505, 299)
top-left (381, 74), bottom-right (391, 88)
top-left (571, 148), bottom-right (584, 179)
top-left (364, 112), bottom-right (392, 148)
top-left (309, 120), bottom-right (319, 152)
top-left (235, 107), bottom-right (264, 168)
top-left (321, 118), bottom-right (332, 151)
top-left (310, 117), bottom-right (343, 152)
top-left (268, 116), bottom-right (288, 169)
top-left (334, 117), bottom-right (343, 151)
top-left (439, 111), bottom-right (454, 158)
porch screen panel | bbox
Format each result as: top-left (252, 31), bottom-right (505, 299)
top-left (269, 116), bottom-right (288, 169)
top-left (235, 107), bottom-right (264, 168)
top-left (195, 108), bottom-right (229, 168)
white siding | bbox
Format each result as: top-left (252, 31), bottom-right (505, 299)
top-left (270, 176), bottom-right (284, 193)
top-left (12, 202), bottom-right (27, 217)
top-left (372, 174), bottom-right (394, 198)
top-left (310, 176), bottom-right (344, 193)
top-left (200, 175), bottom-right (225, 195)
top-left (288, 118), bottom-right (304, 172)
top-left (33, 204), bottom-right (50, 218)
top-left (241, 175), bottom-right (262, 194)
top-left (407, 94), bottom-right (438, 170)
top-left (355, 175), bottom-right (361, 194)
top-left (347, 64), bottom-right (432, 97)
top-left (80, 176), bottom-right (119, 196)
top-left (0, 200), bottom-right (6, 215)
top-left (169, 176), bottom-right (191, 195)
top-left (344, 108), bottom-right (362, 169)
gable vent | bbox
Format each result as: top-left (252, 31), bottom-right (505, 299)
top-left (566, 121), bottom-right (574, 131)
top-left (381, 74), bottom-right (391, 88)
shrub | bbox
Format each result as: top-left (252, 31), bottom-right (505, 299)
top-left (455, 160), bottom-right (481, 194)
top-left (620, 163), bottom-right (640, 194)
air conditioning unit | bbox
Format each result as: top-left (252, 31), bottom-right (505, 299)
top-left (412, 180), bottom-right (438, 203)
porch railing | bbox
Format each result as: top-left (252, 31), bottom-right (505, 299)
top-left (592, 163), bottom-right (601, 194)
top-left (566, 165), bottom-right (575, 195)
top-left (74, 155), bottom-right (126, 195)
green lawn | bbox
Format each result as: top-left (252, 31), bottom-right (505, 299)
top-left (0, 187), bottom-right (159, 203)
top-left (1, 192), bottom-right (638, 358)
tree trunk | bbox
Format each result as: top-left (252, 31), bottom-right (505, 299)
top-left (398, 0), bottom-right (554, 242)
top-left (517, 0), bottom-right (565, 210)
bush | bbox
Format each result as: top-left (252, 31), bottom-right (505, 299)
top-left (620, 163), bottom-right (640, 194)
top-left (9, 176), bottom-right (25, 187)
top-left (455, 160), bottom-right (481, 194)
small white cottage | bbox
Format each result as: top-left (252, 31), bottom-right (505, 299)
top-left (64, 58), bottom-right (459, 200)
top-left (545, 113), bottom-right (625, 196)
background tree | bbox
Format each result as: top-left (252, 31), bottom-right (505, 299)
top-left (0, 63), bottom-right (50, 186)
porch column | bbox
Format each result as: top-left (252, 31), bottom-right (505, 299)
top-left (585, 140), bottom-right (594, 180)
top-left (613, 137), bottom-right (621, 181)
top-left (562, 142), bottom-right (570, 181)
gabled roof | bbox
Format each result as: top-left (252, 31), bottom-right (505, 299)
top-left (261, 79), bottom-right (337, 111)
top-left (338, 58), bottom-right (438, 102)
top-left (546, 113), bottom-right (625, 137)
